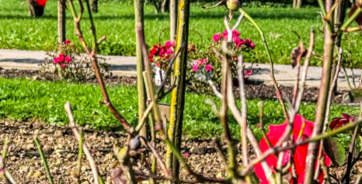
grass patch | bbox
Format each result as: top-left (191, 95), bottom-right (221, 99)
top-left (0, 78), bottom-right (359, 141)
top-left (1, 1), bottom-right (362, 66)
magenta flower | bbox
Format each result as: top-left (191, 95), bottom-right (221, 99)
top-left (200, 58), bottom-right (208, 65)
top-left (212, 33), bottom-right (221, 42)
top-left (233, 37), bottom-right (246, 47)
top-left (61, 63), bottom-right (66, 68)
top-left (166, 48), bottom-right (173, 56)
top-left (58, 53), bottom-right (65, 62)
top-left (165, 40), bottom-right (175, 48)
top-left (64, 40), bottom-right (71, 44)
top-left (222, 29), bottom-right (241, 40)
top-left (244, 69), bottom-right (253, 76)
top-left (246, 38), bottom-right (255, 49)
top-left (65, 56), bottom-right (72, 63)
top-left (182, 153), bottom-right (190, 157)
top-left (53, 57), bottom-right (60, 64)
top-left (249, 42), bottom-right (255, 49)
top-left (205, 64), bottom-right (213, 72)
top-left (192, 63), bottom-right (199, 72)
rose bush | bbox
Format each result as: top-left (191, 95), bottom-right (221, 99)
top-left (254, 114), bottom-right (331, 184)
top-left (148, 28), bottom-right (256, 93)
top-left (40, 40), bottom-right (111, 81)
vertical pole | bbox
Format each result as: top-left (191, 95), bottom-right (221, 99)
top-left (332, 0), bottom-right (348, 93)
top-left (58, 0), bottom-right (66, 44)
top-left (296, 0), bottom-right (302, 8)
top-left (170, 0), bottom-right (177, 41)
top-left (134, 0), bottom-right (147, 138)
top-left (167, 0), bottom-right (190, 180)
top-left (304, 0), bottom-right (335, 183)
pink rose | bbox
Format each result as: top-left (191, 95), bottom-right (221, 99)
top-left (200, 58), bottom-right (208, 65)
top-left (233, 37), bottom-right (246, 47)
top-left (61, 63), bottom-right (66, 68)
top-left (58, 53), bottom-right (65, 62)
top-left (205, 64), bottom-right (213, 72)
top-left (53, 57), bottom-right (60, 64)
top-left (222, 29), bottom-right (241, 40)
top-left (192, 63), bottom-right (199, 72)
top-left (166, 48), bottom-right (173, 56)
top-left (165, 40), bottom-right (175, 48)
top-left (64, 40), bottom-right (71, 44)
top-left (182, 153), bottom-right (190, 157)
top-left (246, 38), bottom-right (255, 49)
top-left (244, 69), bottom-right (253, 76)
top-left (65, 56), bottom-right (72, 63)
top-left (212, 33), bottom-right (221, 42)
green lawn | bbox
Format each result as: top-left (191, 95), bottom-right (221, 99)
top-left (0, 78), bottom-right (358, 141)
top-left (1, 1), bottom-right (362, 66)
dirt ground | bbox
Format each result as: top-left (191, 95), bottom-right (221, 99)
top-left (1, 120), bottom-right (362, 183)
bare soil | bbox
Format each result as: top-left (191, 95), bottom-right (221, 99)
top-left (0, 120), bottom-right (239, 183)
top-left (1, 120), bottom-right (362, 184)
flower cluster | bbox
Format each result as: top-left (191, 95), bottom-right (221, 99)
top-left (254, 114), bottom-right (331, 184)
top-left (212, 29), bottom-right (255, 49)
top-left (53, 53), bottom-right (72, 68)
top-left (192, 58), bottom-right (213, 72)
top-left (149, 40), bottom-right (175, 70)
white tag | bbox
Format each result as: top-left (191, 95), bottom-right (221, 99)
top-left (155, 67), bottom-right (165, 86)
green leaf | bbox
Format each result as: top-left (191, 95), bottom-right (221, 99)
top-left (323, 138), bottom-right (346, 167)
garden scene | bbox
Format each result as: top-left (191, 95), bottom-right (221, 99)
top-left (2, 0), bottom-right (362, 183)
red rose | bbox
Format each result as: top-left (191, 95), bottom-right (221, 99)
top-left (254, 114), bottom-right (331, 184)
top-left (329, 113), bottom-right (354, 130)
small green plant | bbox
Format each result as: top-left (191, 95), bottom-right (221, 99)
top-left (40, 40), bottom-right (111, 82)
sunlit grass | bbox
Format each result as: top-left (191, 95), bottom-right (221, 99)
top-left (0, 78), bottom-right (358, 140)
top-left (1, 1), bottom-right (362, 66)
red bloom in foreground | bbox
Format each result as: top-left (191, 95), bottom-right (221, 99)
top-left (254, 114), bottom-right (331, 184)
top-left (36, 0), bottom-right (48, 7)
top-left (329, 113), bottom-right (354, 130)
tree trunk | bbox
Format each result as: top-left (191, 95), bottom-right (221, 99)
top-left (161, 0), bottom-right (170, 13)
top-left (152, 0), bottom-right (161, 13)
top-left (293, 0), bottom-right (297, 8)
top-left (28, 1), bottom-right (44, 17)
top-left (170, 0), bottom-right (177, 41)
top-left (332, 0), bottom-right (348, 93)
top-left (296, 0), bottom-right (302, 8)
top-left (134, 0), bottom-right (147, 138)
top-left (58, 0), bottom-right (66, 44)
top-left (90, 0), bottom-right (99, 13)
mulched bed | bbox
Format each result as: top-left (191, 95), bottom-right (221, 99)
top-left (1, 120), bottom-right (362, 183)
top-left (0, 120), bottom-right (243, 183)
top-left (0, 69), bottom-right (348, 104)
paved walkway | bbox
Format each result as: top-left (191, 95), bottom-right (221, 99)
top-left (0, 49), bottom-right (360, 90)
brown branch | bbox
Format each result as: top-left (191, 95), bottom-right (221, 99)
top-left (64, 102), bottom-right (100, 184)
top-left (139, 136), bottom-right (171, 177)
top-left (237, 55), bottom-right (248, 167)
top-left (67, 0), bottom-right (132, 133)
top-left (275, 29), bottom-right (315, 148)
